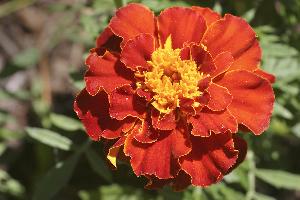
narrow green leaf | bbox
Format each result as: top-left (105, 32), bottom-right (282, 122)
top-left (253, 193), bottom-right (276, 200)
top-left (26, 127), bottom-right (72, 151)
top-left (292, 123), bottom-right (300, 138)
top-left (32, 153), bottom-right (80, 200)
top-left (273, 102), bottom-right (293, 119)
top-left (85, 148), bottom-right (112, 182)
top-left (256, 169), bottom-right (300, 190)
top-left (50, 113), bottom-right (83, 131)
top-left (33, 140), bottom-right (90, 200)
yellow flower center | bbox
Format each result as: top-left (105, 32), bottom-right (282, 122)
top-left (141, 36), bottom-right (203, 114)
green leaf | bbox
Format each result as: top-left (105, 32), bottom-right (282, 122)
top-left (292, 123), bottom-right (300, 138)
top-left (32, 152), bottom-right (81, 200)
top-left (85, 148), bottom-right (112, 182)
top-left (33, 140), bottom-right (90, 200)
top-left (50, 113), bottom-right (83, 131)
top-left (12, 48), bottom-right (40, 68)
top-left (0, 169), bottom-right (25, 197)
top-left (253, 192), bottom-right (276, 200)
top-left (273, 102), bottom-right (293, 119)
top-left (242, 9), bottom-right (255, 22)
top-left (256, 169), bottom-right (300, 190)
top-left (26, 127), bottom-right (72, 151)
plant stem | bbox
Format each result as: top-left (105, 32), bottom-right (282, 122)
top-left (246, 150), bottom-right (256, 200)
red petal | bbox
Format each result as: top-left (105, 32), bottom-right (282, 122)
top-left (198, 76), bottom-right (211, 91)
top-left (109, 85), bottom-right (147, 120)
top-left (107, 136), bottom-right (127, 168)
top-left (121, 33), bottom-right (156, 71)
top-left (124, 122), bottom-right (191, 179)
top-left (145, 175), bottom-right (172, 190)
top-left (151, 109), bottom-right (176, 131)
top-left (189, 108), bottom-right (238, 137)
top-left (109, 3), bottom-right (155, 47)
top-left (96, 27), bottom-right (122, 53)
top-left (180, 133), bottom-right (238, 186)
top-left (192, 45), bottom-right (215, 74)
top-left (172, 170), bottom-right (192, 191)
top-left (206, 83), bottom-right (232, 111)
top-left (74, 89), bottom-right (131, 141)
top-left (202, 14), bottom-right (261, 71)
top-left (102, 118), bottom-right (135, 139)
top-left (158, 7), bottom-right (206, 49)
top-left (254, 68), bottom-right (276, 84)
top-left (85, 51), bottom-right (134, 95)
top-left (133, 119), bottom-right (159, 143)
top-left (180, 45), bottom-right (215, 74)
top-left (216, 70), bottom-right (275, 135)
top-left (210, 51), bottom-right (234, 78)
top-left (179, 97), bottom-right (196, 116)
top-left (192, 6), bottom-right (221, 27)
top-left (227, 135), bottom-right (247, 173)
top-left (136, 88), bottom-right (152, 101)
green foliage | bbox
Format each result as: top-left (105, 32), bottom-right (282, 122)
top-left (1, 0), bottom-right (300, 199)
top-left (256, 169), bottom-right (300, 190)
top-left (50, 113), bottom-right (84, 131)
top-left (32, 141), bottom-right (89, 200)
top-left (26, 127), bottom-right (73, 151)
top-left (85, 148), bottom-right (113, 183)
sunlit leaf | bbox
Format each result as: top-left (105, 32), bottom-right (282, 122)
top-left (256, 169), bottom-right (300, 190)
top-left (50, 113), bottom-right (83, 131)
top-left (292, 123), bottom-right (300, 138)
top-left (26, 127), bottom-right (72, 151)
top-left (273, 102), bottom-right (293, 119)
top-left (0, 169), bottom-right (25, 197)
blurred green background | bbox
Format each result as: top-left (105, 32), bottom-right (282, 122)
top-left (0, 0), bottom-right (300, 199)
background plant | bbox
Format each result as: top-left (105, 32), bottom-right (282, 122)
top-left (0, 0), bottom-right (299, 199)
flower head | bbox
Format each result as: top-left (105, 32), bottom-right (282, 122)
top-left (74, 4), bottom-right (275, 190)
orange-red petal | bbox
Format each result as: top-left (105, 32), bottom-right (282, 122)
top-left (133, 119), bottom-right (159, 143)
top-left (180, 133), bottom-right (238, 186)
top-left (124, 122), bottom-right (191, 179)
top-left (85, 51), bottom-right (134, 95)
top-left (192, 6), bottom-right (221, 27)
top-left (120, 33), bottom-right (156, 71)
top-left (109, 85), bottom-right (146, 120)
top-left (151, 109), bottom-right (176, 131)
top-left (74, 89), bottom-right (131, 141)
top-left (109, 3), bottom-right (155, 47)
top-left (254, 68), bottom-right (276, 84)
top-left (227, 135), bottom-right (247, 173)
top-left (217, 70), bottom-right (275, 135)
top-left (210, 51), bottom-right (234, 78)
top-left (180, 44), bottom-right (215, 74)
top-left (206, 83), bottom-right (232, 111)
top-left (189, 108), bottom-right (238, 137)
top-left (157, 7), bottom-right (206, 49)
top-left (202, 14), bottom-right (261, 71)
top-left (96, 27), bottom-right (122, 53)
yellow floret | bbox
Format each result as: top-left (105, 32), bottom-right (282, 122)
top-left (142, 36), bottom-right (203, 113)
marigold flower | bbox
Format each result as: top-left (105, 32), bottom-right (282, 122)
top-left (74, 3), bottom-right (275, 190)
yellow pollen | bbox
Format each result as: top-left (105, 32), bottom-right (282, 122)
top-left (142, 36), bottom-right (203, 113)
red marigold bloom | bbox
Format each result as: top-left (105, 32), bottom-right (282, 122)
top-left (74, 4), bottom-right (275, 190)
